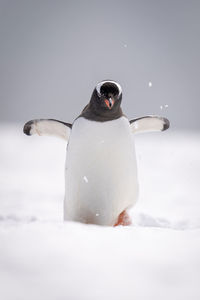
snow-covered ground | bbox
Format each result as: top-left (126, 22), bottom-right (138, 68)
top-left (0, 124), bottom-right (200, 300)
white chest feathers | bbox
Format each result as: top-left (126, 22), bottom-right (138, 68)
top-left (64, 116), bottom-right (138, 226)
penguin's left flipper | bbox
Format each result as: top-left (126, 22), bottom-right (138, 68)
top-left (23, 119), bottom-right (72, 141)
top-left (130, 115), bottom-right (170, 134)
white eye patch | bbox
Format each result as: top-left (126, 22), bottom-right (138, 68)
top-left (96, 80), bottom-right (122, 97)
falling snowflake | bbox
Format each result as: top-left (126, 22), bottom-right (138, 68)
top-left (99, 140), bottom-right (105, 144)
top-left (83, 176), bottom-right (88, 183)
top-left (148, 82), bottom-right (152, 87)
top-left (160, 104), bottom-right (168, 110)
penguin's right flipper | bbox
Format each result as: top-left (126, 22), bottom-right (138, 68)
top-left (23, 119), bottom-right (72, 141)
top-left (130, 115), bottom-right (170, 134)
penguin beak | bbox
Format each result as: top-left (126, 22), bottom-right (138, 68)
top-left (104, 97), bottom-right (114, 109)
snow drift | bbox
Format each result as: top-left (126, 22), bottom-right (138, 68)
top-left (0, 125), bottom-right (200, 300)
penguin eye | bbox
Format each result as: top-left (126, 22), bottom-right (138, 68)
top-left (101, 93), bottom-right (106, 98)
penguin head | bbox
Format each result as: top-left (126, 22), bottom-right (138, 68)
top-left (93, 80), bottom-right (122, 111)
top-left (96, 80), bottom-right (122, 108)
top-left (81, 80), bottom-right (123, 121)
top-left (94, 80), bottom-right (122, 111)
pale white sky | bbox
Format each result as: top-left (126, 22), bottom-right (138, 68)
top-left (0, 0), bottom-right (200, 129)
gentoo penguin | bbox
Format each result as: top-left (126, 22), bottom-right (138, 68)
top-left (23, 80), bottom-right (170, 226)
